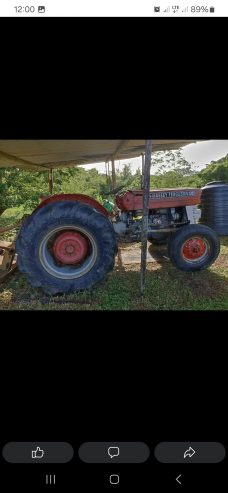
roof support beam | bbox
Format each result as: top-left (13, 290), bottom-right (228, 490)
top-left (140, 140), bottom-right (152, 296)
top-left (111, 159), bottom-right (116, 191)
top-left (0, 150), bottom-right (50, 171)
top-left (48, 169), bottom-right (54, 194)
top-left (103, 140), bottom-right (130, 163)
top-left (112, 140), bottom-right (130, 159)
top-left (141, 153), bottom-right (145, 188)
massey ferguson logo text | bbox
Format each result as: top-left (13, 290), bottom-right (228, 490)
top-left (150, 191), bottom-right (195, 199)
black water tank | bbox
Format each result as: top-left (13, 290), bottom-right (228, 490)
top-left (201, 182), bottom-right (228, 235)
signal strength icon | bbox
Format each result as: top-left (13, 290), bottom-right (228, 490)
top-left (164, 7), bottom-right (170, 12)
top-left (182, 6), bottom-right (188, 12)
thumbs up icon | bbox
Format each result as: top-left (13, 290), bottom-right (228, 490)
top-left (31, 446), bottom-right (45, 459)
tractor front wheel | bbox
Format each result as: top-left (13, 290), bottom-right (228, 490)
top-left (167, 224), bottom-right (220, 271)
top-left (16, 201), bottom-right (117, 294)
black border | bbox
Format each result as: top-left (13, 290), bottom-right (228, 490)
top-left (0, 15), bottom-right (227, 491)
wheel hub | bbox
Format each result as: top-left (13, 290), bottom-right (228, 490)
top-left (52, 231), bottom-right (88, 264)
top-left (182, 237), bottom-right (207, 260)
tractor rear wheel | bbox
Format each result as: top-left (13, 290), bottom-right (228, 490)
top-left (16, 201), bottom-right (117, 294)
top-left (167, 224), bottom-right (220, 271)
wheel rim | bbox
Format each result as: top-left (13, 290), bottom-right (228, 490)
top-left (181, 236), bottom-right (210, 262)
top-left (39, 225), bottom-right (97, 279)
top-left (52, 231), bottom-right (88, 264)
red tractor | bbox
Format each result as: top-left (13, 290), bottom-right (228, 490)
top-left (15, 182), bottom-right (228, 294)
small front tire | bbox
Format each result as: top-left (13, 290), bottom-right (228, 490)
top-left (167, 224), bottom-right (220, 271)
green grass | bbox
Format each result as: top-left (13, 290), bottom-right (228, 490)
top-left (1, 209), bottom-right (228, 310)
top-left (1, 236), bottom-right (227, 311)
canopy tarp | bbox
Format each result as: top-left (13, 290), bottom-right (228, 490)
top-left (0, 140), bottom-right (198, 172)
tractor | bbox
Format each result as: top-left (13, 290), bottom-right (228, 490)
top-left (9, 181), bottom-right (227, 294)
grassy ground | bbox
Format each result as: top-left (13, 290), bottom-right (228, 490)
top-left (0, 228), bottom-right (227, 310)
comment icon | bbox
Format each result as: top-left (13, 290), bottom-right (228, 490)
top-left (108, 446), bottom-right (120, 459)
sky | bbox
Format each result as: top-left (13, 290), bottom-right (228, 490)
top-left (79, 140), bottom-right (228, 175)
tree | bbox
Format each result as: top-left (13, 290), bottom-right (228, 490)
top-left (0, 168), bottom-right (55, 216)
top-left (115, 164), bottom-right (141, 191)
top-left (152, 149), bottom-right (195, 176)
top-left (197, 160), bottom-right (228, 186)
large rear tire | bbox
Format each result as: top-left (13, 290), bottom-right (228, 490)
top-left (167, 224), bottom-right (220, 271)
top-left (16, 201), bottom-right (117, 294)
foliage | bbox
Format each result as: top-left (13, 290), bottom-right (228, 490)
top-left (0, 167), bottom-right (109, 216)
top-left (151, 149), bottom-right (196, 176)
top-left (0, 168), bottom-right (50, 215)
top-left (0, 163), bottom-right (143, 218)
top-left (1, 153), bottom-right (228, 218)
top-left (152, 154), bottom-right (228, 189)
top-left (197, 159), bottom-right (228, 185)
top-left (115, 165), bottom-right (141, 191)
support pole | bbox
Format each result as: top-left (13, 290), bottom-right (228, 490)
top-left (140, 140), bottom-right (152, 296)
top-left (141, 153), bottom-right (145, 188)
top-left (105, 161), bottom-right (108, 183)
top-left (111, 159), bottom-right (116, 191)
top-left (48, 168), bottom-right (53, 194)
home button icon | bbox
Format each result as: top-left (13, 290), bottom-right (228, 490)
top-left (109, 474), bottom-right (120, 485)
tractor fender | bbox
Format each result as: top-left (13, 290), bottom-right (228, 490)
top-left (33, 194), bottom-right (109, 217)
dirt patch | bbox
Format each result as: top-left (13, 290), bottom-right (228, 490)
top-left (183, 274), bottom-right (227, 298)
top-left (116, 242), bottom-right (169, 268)
top-left (212, 254), bottom-right (228, 270)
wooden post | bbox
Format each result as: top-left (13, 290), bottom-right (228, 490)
top-left (140, 140), bottom-right (152, 296)
top-left (111, 159), bottom-right (116, 191)
top-left (105, 161), bottom-right (110, 190)
top-left (141, 153), bottom-right (145, 188)
top-left (0, 170), bottom-right (4, 216)
top-left (48, 169), bottom-right (53, 194)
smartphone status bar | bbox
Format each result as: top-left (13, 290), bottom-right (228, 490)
top-left (0, 1), bottom-right (227, 17)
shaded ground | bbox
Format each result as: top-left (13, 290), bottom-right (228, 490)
top-left (0, 237), bottom-right (227, 311)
